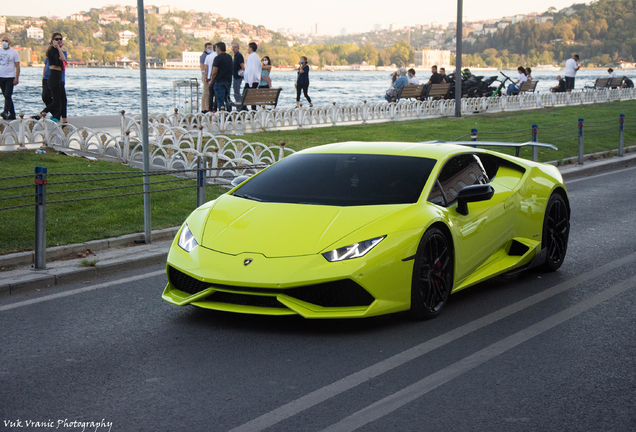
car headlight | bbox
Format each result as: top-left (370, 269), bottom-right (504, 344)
top-left (178, 224), bottom-right (199, 252)
top-left (322, 236), bottom-right (385, 262)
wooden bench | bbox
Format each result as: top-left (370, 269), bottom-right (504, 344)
top-left (228, 87), bottom-right (282, 110)
top-left (519, 80), bottom-right (538, 93)
top-left (608, 77), bottom-right (624, 88)
top-left (399, 84), bottom-right (426, 101)
top-left (425, 83), bottom-right (451, 100)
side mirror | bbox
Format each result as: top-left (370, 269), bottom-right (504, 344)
top-left (456, 184), bottom-right (494, 215)
top-left (231, 175), bottom-right (251, 187)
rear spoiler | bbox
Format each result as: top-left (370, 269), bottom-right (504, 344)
top-left (420, 140), bottom-right (558, 157)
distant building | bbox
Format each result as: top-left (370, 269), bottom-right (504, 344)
top-left (414, 49), bottom-right (451, 68)
top-left (14, 47), bottom-right (33, 65)
top-left (373, 23), bottom-right (382, 31)
top-left (118, 30), bottom-right (137, 46)
top-left (388, 23), bottom-right (398, 31)
top-left (158, 5), bottom-right (171, 14)
top-left (340, 28), bottom-right (347, 36)
top-left (164, 51), bottom-right (202, 69)
top-left (0, 16), bottom-right (5, 33)
top-left (535, 16), bottom-right (553, 24)
top-left (311, 23), bottom-right (323, 35)
top-left (26, 26), bottom-right (44, 40)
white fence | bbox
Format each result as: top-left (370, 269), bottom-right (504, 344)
top-left (1, 88), bottom-right (634, 178)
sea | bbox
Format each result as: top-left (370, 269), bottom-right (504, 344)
top-left (12, 67), bottom-right (634, 117)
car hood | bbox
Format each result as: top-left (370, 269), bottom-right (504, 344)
top-left (200, 194), bottom-right (406, 257)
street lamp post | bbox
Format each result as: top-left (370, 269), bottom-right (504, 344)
top-left (455, 0), bottom-right (463, 117)
top-left (137, 0), bottom-right (151, 243)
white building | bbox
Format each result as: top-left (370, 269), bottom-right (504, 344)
top-left (414, 49), bottom-right (451, 68)
top-left (164, 51), bottom-right (202, 69)
top-left (26, 26), bottom-right (44, 40)
top-left (0, 16), bottom-right (6, 34)
top-left (182, 28), bottom-right (215, 39)
top-left (69, 14), bottom-right (90, 21)
top-left (158, 5), bottom-right (171, 14)
top-left (388, 23), bottom-right (398, 31)
top-left (311, 23), bottom-right (323, 35)
top-left (118, 30), bottom-right (137, 46)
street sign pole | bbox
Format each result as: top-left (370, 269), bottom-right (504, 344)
top-left (455, 0), bottom-right (463, 117)
top-left (137, 0), bottom-right (151, 243)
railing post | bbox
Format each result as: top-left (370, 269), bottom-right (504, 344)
top-left (34, 166), bottom-right (47, 270)
top-left (196, 156), bottom-right (206, 207)
top-left (532, 124), bottom-right (538, 162)
top-left (618, 114), bottom-right (625, 157)
top-left (471, 128), bottom-right (478, 148)
top-left (120, 110), bottom-right (126, 136)
top-left (578, 118), bottom-right (584, 164)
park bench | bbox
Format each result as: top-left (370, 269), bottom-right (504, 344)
top-left (425, 83), bottom-right (451, 100)
top-left (584, 78), bottom-right (610, 90)
top-left (608, 77), bottom-right (624, 88)
top-left (519, 80), bottom-right (539, 93)
top-left (399, 84), bottom-right (426, 101)
top-left (228, 87), bottom-right (282, 111)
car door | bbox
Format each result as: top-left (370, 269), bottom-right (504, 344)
top-left (428, 153), bottom-right (516, 282)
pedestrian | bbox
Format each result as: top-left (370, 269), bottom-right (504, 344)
top-left (33, 40), bottom-right (68, 123)
top-left (0, 34), bottom-right (20, 121)
top-left (242, 42), bottom-right (261, 110)
top-left (550, 75), bottom-right (566, 93)
top-left (506, 66), bottom-right (527, 95)
top-left (210, 42), bottom-right (233, 113)
top-left (42, 33), bottom-right (66, 122)
top-left (564, 54), bottom-right (580, 92)
top-left (200, 42), bottom-right (212, 113)
top-left (608, 68), bottom-right (616, 78)
top-left (385, 67), bottom-right (408, 102)
top-left (260, 56), bottom-right (272, 88)
top-left (296, 56), bottom-right (312, 107)
top-left (204, 43), bottom-right (217, 112)
top-left (622, 76), bottom-right (634, 88)
top-left (439, 67), bottom-right (447, 82)
top-left (231, 43), bottom-right (244, 106)
top-left (525, 67), bottom-right (533, 81)
top-left (407, 69), bottom-right (419, 85)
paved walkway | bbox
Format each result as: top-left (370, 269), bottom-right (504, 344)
top-left (1, 150), bottom-right (635, 297)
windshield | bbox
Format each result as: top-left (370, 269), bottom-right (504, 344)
top-left (232, 153), bottom-right (436, 206)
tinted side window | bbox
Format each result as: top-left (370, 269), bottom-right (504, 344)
top-left (428, 154), bottom-right (488, 206)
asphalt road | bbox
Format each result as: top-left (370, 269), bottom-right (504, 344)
top-left (2, 166), bottom-right (636, 432)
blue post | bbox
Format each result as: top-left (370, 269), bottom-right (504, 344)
top-left (34, 166), bottom-right (47, 270)
top-left (471, 128), bottom-right (478, 148)
top-left (619, 114), bottom-right (625, 157)
top-left (578, 118), bottom-right (584, 164)
top-left (531, 124), bottom-right (538, 162)
top-left (196, 156), bottom-right (206, 207)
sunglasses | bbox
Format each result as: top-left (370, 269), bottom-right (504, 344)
top-left (54, 38), bottom-right (63, 41)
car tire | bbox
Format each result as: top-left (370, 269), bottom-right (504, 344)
top-left (409, 227), bottom-right (454, 320)
top-left (540, 193), bottom-right (570, 272)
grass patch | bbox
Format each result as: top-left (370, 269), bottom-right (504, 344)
top-left (1, 99), bottom-right (634, 255)
top-left (79, 258), bottom-right (99, 267)
top-left (0, 151), bottom-right (226, 255)
top-left (240, 100), bottom-right (636, 163)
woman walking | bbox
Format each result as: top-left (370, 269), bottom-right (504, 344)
top-left (42, 33), bottom-right (66, 123)
top-left (296, 56), bottom-right (312, 107)
top-left (259, 56), bottom-right (272, 88)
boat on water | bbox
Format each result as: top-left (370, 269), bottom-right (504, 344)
top-left (536, 64), bottom-right (561, 71)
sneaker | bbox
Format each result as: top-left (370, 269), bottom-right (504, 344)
top-left (0, 112), bottom-right (7, 120)
top-left (51, 117), bottom-right (60, 122)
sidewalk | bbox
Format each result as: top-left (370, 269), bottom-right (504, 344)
top-left (1, 150), bottom-right (635, 297)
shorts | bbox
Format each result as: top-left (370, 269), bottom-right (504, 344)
top-left (565, 76), bottom-right (575, 90)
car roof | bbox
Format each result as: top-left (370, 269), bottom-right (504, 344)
top-left (298, 141), bottom-right (480, 159)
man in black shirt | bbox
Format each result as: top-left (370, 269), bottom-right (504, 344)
top-left (211, 42), bottom-right (233, 112)
top-left (550, 75), bottom-right (566, 93)
top-left (426, 65), bottom-right (446, 85)
top-left (231, 43), bottom-right (244, 108)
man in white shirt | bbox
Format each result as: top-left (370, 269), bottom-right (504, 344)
top-left (0, 35), bottom-right (20, 120)
top-left (200, 42), bottom-right (213, 112)
top-left (241, 42), bottom-right (261, 110)
top-left (203, 44), bottom-right (217, 112)
top-left (608, 68), bottom-right (616, 78)
top-left (564, 54), bottom-right (580, 92)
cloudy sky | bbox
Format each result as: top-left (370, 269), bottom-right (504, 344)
top-left (11, 1), bottom-right (586, 35)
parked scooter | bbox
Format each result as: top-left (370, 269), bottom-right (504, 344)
top-left (447, 69), bottom-right (500, 98)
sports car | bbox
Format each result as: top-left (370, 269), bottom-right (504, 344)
top-left (162, 141), bottom-right (570, 319)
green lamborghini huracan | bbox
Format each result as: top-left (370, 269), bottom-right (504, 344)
top-left (163, 141), bottom-right (569, 319)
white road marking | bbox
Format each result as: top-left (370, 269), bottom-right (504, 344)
top-left (321, 273), bottom-right (636, 432)
top-left (229, 251), bottom-right (636, 432)
top-left (0, 270), bottom-right (166, 312)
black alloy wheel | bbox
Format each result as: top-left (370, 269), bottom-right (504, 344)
top-left (541, 193), bottom-right (570, 271)
top-left (410, 227), bottom-right (454, 320)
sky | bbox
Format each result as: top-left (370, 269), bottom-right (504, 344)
top-left (11, 0), bottom-right (588, 35)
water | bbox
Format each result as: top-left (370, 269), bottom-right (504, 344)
top-left (12, 67), bottom-right (634, 117)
